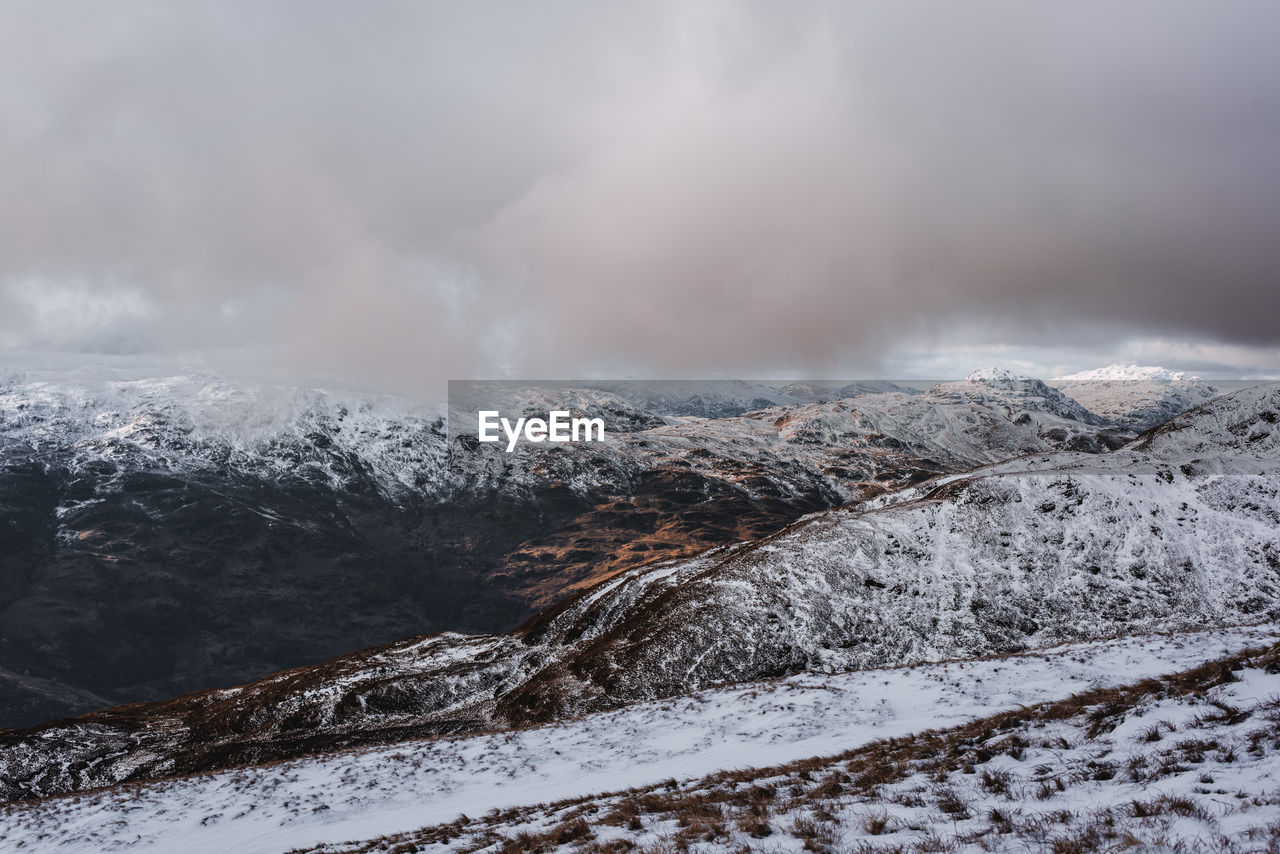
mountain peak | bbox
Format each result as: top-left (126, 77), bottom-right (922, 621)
top-left (963, 367), bottom-right (1034, 383)
top-left (1053, 364), bottom-right (1201, 383)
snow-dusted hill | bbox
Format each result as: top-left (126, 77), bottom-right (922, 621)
top-left (1, 624), bottom-right (1274, 854)
top-left (509, 380), bottom-right (1126, 502)
top-left (0, 372), bottom-right (454, 495)
top-left (1049, 363), bottom-right (1222, 431)
top-left (2, 385), bottom-right (1274, 801)
top-left (524, 378), bottom-right (916, 419)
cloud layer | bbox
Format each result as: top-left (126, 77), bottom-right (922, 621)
top-left (2, 2), bottom-right (1279, 385)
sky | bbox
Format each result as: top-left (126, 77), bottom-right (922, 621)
top-left (2, 1), bottom-right (1279, 388)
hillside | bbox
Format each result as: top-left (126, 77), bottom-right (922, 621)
top-left (317, 636), bottom-right (1280, 854)
top-left (1, 623), bottom-right (1274, 853)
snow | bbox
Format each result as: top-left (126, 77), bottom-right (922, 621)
top-left (3, 623), bottom-right (1276, 854)
top-left (0, 369), bottom-right (1131, 522)
top-left (1054, 364), bottom-right (1200, 383)
top-left (963, 367), bottom-right (1034, 382)
top-left (385, 646), bottom-right (1280, 854)
top-left (1047, 366), bottom-right (1228, 431)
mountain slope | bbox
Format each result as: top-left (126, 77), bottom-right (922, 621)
top-left (308, 638), bottom-right (1280, 854)
top-left (0, 374), bottom-right (534, 728)
top-left (1, 384), bottom-right (1274, 801)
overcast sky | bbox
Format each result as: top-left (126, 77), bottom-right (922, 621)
top-left (2, 1), bottom-right (1278, 387)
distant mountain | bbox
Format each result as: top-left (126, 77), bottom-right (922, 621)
top-left (1048, 363), bottom-right (1221, 431)
top-left (561, 378), bottom-right (916, 418)
top-left (1056, 364), bottom-right (1196, 382)
top-left (4, 384), bottom-right (1273, 801)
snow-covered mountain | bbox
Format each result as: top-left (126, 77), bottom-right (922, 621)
top-left (3, 384), bottom-right (1274, 802)
top-left (0, 373), bottom-right (509, 728)
top-left (0, 368), bottom-right (1132, 727)
top-left (1048, 363), bottom-right (1222, 431)
top-left (494, 371), bottom-right (1132, 503)
top-left (1056, 364), bottom-right (1196, 382)
top-left (503, 385), bottom-right (1279, 716)
top-left (0, 372), bottom-right (452, 493)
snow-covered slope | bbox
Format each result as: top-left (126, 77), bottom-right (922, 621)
top-left (1049, 363), bottom-right (1222, 431)
top-left (2, 385), bottom-right (1273, 801)
top-left (505, 385), bottom-right (1280, 712)
top-left (1, 624), bottom-right (1274, 854)
top-left (305, 635), bottom-right (1280, 854)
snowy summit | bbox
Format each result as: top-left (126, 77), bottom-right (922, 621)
top-left (1054, 364), bottom-right (1199, 383)
top-left (963, 367), bottom-right (1034, 383)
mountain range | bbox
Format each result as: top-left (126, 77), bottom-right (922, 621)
top-left (0, 368), bottom-right (1151, 727)
top-left (1, 368), bottom-right (1275, 805)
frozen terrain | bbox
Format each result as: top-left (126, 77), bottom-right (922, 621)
top-left (0, 370), bottom-right (1274, 853)
top-left (2, 623), bottom-right (1276, 854)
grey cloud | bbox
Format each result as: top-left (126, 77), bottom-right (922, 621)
top-left (1, 1), bottom-right (1278, 388)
